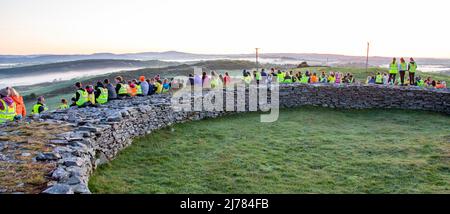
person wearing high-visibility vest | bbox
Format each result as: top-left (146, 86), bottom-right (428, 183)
top-left (58, 99), bottom-right (69, 110)
top-left (416, 77), bottom-right (425, 87)
top-left (210, 71), bottom-right (220, 89)
top-left (0, 88), bottom-right (16, 124)
top-left (388, 58), bottom-right (398, 85)
top-left (283, 73), bottom-right (293, 83)
top-left (115, 76), bottom-right (130, 99)
top-left (95, 82), bottom-right (109, 104)
top-left (131, 79), bottom-right (143, 96)
top-left (399, 58), bottom-right (407, 86)
top-left (408, 58), bottom-right (418, 85)
top-left (242, 73), bottom-right (252, 85)
top-left (71, 82), bottom-right (89, 107)
top-left (276, 71), bottom-right (284, 83)
top-left (32, 96), bottom-right (48, 116)
top-left (86, 85), bottom-right (96, 105)
top-left (327, 73), bottom-right (336, 84)
top-left (254, 70), bottom-right (262, 85)
top-left (375, 73), bottom-right (383, 84)
top-left (155, 80), bottom-right (163, 94)
top-left (300, 74), bottom-right (309, 84)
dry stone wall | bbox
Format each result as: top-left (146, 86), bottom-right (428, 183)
top-left (34, 84), bottom-right (449, 194)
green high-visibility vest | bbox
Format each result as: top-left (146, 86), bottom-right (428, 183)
top-left (75, 89), bottom-right (88, 107)
top-left (375, 74), bottom-right (383, 84)
top-left (283, 78), bottom-right (293, 83)
top-left (277, 73), bottom-right (284, 83)
top-left (59, 104), bottom-right (69, 110)
top-left (255, 72), bottom-right (262, 81)
top-left (96, 87), bottom-right (109, 104)
top-left (300, 76), bottom-right (309, 83)
top-left (118, 83), bottom-right (128, 95)
top-left (211, 78), bottom-right (219, 88)
top-left (389, 63), bottom-right (398, 74)
top-left (417, 79), bottom-right (424, 87)
top-left (136, 84), bottom-right (142, 95)
top-left (400, 62), bottom-right (407, 71)
top-left (243, 76), bottom-right (252, 84)
top-left (0, 99), bottom-right (16, 123)
top-left (32, 103), bottom-right (48, 115)
top-left (409, 62), bottom-right (417, 73)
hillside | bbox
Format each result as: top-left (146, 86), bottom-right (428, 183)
top-left (0, 59), bottom-right (180, 78)
top-left (2, 51), bottom-right (450, 68)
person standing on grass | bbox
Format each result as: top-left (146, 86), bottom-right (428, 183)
top-left (202, 72), bottom-right (211, 88)
top-left (8, 87), bottom-right (26, 120)
top-left (399, 58), bottom-right (407, 86)
top-left (408, 58), bottom-right (417, 85)
top-left (388, 58), bottom-right (398, 84)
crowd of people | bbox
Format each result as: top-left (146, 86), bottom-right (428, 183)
top-left (366, 57), bottom-right (447, 88)
top-left (0, 75), bottom-right (173, 124)
top-left (1, 60), bottom-right (448, 124)
top-left (188, 68), bottom-right (355, 88)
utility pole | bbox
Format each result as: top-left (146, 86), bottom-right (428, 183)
top-left (365, 42), bottom-right (370, 73)
top-left (255, 48), bottom-right (259, 72)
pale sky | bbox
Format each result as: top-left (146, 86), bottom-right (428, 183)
top-left (0, 0), bottom-right (449, 58)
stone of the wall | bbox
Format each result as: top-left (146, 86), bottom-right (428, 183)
top-left (37, 84), bottom-right (449, 193)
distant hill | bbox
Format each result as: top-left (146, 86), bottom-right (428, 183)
top-left (1, 51), bottom-right (449, 69)
top-left (0, 59), bottom-right (180, 78)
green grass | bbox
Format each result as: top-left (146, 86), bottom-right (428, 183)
top-left (24, 92), bottom-right (73, 114)
top-left (89, 107), bottom-right (450, 194)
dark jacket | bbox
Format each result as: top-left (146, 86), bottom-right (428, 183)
top-left (105, 83), bottom-right (117, 100)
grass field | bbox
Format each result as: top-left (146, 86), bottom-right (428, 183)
top-left (89, 107), bottom-right (450, 194)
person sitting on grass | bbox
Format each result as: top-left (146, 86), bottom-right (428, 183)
top-left (0, 88), bottom-right (16, 124)
top-left (71, 82), bottom-right (89, 107)
top-left (128, 81), bottom-right (137, 97)
top-left (435, 81), bottom-right (446, 89)
top-left (58, 99), bottom-right (69, 110)
top-left (132, 79), bottom-right (143, 96)
top-left (32, 96), bottom-right (48, 116)
top-left (319, 72), bottom-right (327, 83)
top-left (310, 73), bottom-right (318, 83)
top-left (115, 76), bottom-right (130, 99)
top-left (95, 81), bottom-right (109, 104)
top-left (104, 79), bottom-right (117, 101)
top-left (283, 72), bottom-right (293, 83)
top-left (139, 76), bottom-right (149, 96)
top-left (335, 72), bottom-right (341, 84)
top-left (155, 79), bottom-right (163, 94)
top-left (327, 72), bottom-right (336, 84)
top-left (8, 87), bottom-right (26, 120)
top-left (147, 78), bottom-right (156, 95)
top-left (162, 79), bottom-right (171, 93)
top-left (383, 73), bottom-right (389, 85)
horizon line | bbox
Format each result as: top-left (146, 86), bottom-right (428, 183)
top-left (0, 50), bottom-right (449, 60)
